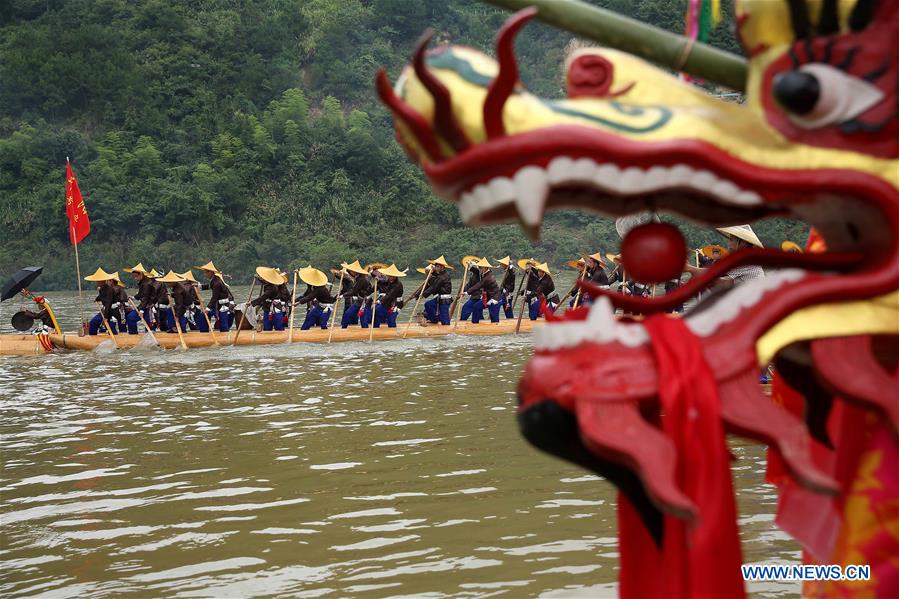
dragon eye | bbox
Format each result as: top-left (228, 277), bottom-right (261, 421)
top-left (773, 63), bottom-right (884, 129)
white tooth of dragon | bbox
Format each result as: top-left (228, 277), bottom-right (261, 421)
top-left (513, 166), bottom-right (550, 227)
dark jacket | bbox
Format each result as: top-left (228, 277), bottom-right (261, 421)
top-left (465, 269), bottom-right (501, 301)
top-left (526, 273), bottom-right (555, 298)
top-left (296, 285), bottom-right (336, 306)
top-left (202, 276), bottom-right (233, 308)
top-left (170, 283), bottom-right (192, 318)
top-left (343, 276), bottom-right (373, 304)
top-left (134, 278), bottom-right (155, 310)
top-left (586, 266), bottom-right (609, 286)
top-left (94, 284), bottom-right (119, 319)
top-left (419, 270), bottom-right (451, 298)
top-left (379, 279), bottom-right (404, 309)
top-left (252, 282), bottom-right (280, 308)
top-left (152, 280), bottom-right (169, 306)
top-left (464, 267), bottom-right (481, 297)
top-left (498, 267), bottom-right (516, 293)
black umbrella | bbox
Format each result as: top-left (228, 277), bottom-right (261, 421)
top-left (1, 266), bottom-right (43, 302)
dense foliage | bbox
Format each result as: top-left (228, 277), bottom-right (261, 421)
top-left (1, 0), bottom-right (805, 289)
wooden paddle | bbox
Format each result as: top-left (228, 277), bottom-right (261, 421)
top-left (571, 268), bottom-right (589, 310)
top-left (126, 298), bottom-right (160, 346)
top-left (327, 270), bottom-right (345, 343)
top-left (451, 262), bottom-right (473, 331)
top-left (368, 277), bottom-right (379, 342)
top-left (95, 301), bottom-right (120, 348)
top-left (171, 304), bottom-right (188, 350)
top-left (402, 268), bottom-right (431, 339)
top-left (288, 269), bottom-right (299, 343)
top-left (191, 285), bottom-right (219, 346)
top-left (232, 278), bottom-right (257, 346)
top-left (515, 269), bottom-right (531, 334)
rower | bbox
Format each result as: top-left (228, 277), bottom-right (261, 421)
top-left (685, 225), bottom-right (765, 289)
top-left (578, 252), bottom-right (610, 306)
top-left (179, 271), bottom-right (209, 332)
top-left (124, 263), bottom-right (157, 332)
top-left (362, 263), bottom-right (388, 328)
top-left (524, 262), bottom-right (557, 320)
top-left (147, 269), bottom-right (175, 332)
top-left (565, 258), bottom-right (587, 307)
top-left (459, 256), bottom-right (483, 322)
top-left (464, 257), bottom-right (502, 323)
top-left (85, 268), bottom-right (124, 335)
top-left (251, 267), bottom-right (290, 331)
top-left (412, 255), bottom-right (453, 325)
top-left (157, 271), bottom-right (190, 333)
top-left (196, 261), bottom-right (234, 332)
top-left (296, 266), bottom-right (335, 330)
top-left (495, 256), bottom-right (516, 318)
top-left (339, 260), bottom-right (372, 328)
top-left (373, 264), bottom-right (406, 328)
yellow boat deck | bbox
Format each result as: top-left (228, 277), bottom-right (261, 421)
top-left (0, 319), bottom-right (539, 356)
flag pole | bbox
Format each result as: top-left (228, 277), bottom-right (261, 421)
top-left (72, 224), bottom-right (86, 335)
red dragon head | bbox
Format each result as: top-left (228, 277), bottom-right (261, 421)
top-left (377, 0), bottom-right (899, 539)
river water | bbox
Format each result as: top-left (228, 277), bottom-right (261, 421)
top-left (1, 288), bottom-right (799, 597)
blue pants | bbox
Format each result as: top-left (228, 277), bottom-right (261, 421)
top-left (341, 303), bottom-right (361, 328)
top-left (186, 308), bottom-right (209, 332)
top-left (207, 308), bottom-right (233, 332)
top-left (301, 306), bottom-right (330, 330)
top-left (89, 313), bottom-right (119, 335)
top-left (423, 298), bottom-right (450, 325)
top-left (263, 310), bottom-right (285, 331)
top-left (374, 303), bottom-right (398, 328)
top-left (528, 297), bottom-right (541, 321)
top-left (501, 294), bottom-right (514, 318)
top-left (125, 309), bottom-right (144, 334)
top-left (484, 301), bottom-right (501, 323)
top-left (460, 297), bottom-right (483, 322)
top-left (360, 304), bottom-right (373, 328)
top-left (156, 307), bottom-right (175, 332)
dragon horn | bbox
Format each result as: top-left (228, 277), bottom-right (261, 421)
top-left (481, 0), bottom-right (748, 92)
top-left (412, 30), bottom-right (472, 153)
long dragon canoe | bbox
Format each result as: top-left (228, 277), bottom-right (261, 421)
top-left (0, 319), bottom-right (541, 356)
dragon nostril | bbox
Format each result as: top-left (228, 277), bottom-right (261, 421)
top-left (847, 222), bottom-right (860, 242)
top-left (773, 70), bottom-right (820, 115)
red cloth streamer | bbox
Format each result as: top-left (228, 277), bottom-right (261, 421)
top-left (618, 315), bottom-right (744, 598)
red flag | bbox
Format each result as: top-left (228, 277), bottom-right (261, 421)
top-left (65, 160), bottom-right (90, 245)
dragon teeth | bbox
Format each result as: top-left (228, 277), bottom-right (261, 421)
top-left (513, 166), bottom-right (549, 228)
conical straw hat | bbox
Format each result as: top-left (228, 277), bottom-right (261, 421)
top-left (535, 262), bottom-right (552, 275)
top-left (341, 260), bottom-right (368, 275)
top-left (605, 253), bottom-right (621, 264)
top-left (717, 224), bottom-right (763, 247)
top-left (256, 266), bottom-right (287, 285)
top-left (416, 267), bottom-right (429, 274)
top-left (495, 256), bottom-right (512, 267)
top-left (380, 264), bottom-right (407, 278)
top-left (299, 266), bottom-right (328, 287)
top-left (461, 255), bottom-right (480, 268)
top-left (427, 255), bottom-right (454, 269)
top-left (474, 257), bottom-right (493, 268)
top-left (85, 268), bottom-right (118, 282)
top-left (567, 258), bottom-right (586, 269)
top-left (148, 269), bottom-right (162, 278)
top-left (195, 261), bottom-right (221, 273)
top-left (365, 262), bottom-right (389, 272)
top-left (700, 244), bottom-right (729, 258)
top-left (585, 252), bottom-right (606, 265)
top-left (180, 270), bottom-right (198, 283)
top-left (157, 270), bottom-right (186, 284)
top-left (517, 258), bottom-right (536, 270)
top-left (124, 262), bottom-right (149, 275)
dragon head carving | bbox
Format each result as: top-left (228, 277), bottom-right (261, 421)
top-left (378, 0), bottom-right (899, 538)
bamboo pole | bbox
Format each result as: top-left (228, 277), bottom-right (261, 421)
top-left (127, 297), bottom-right (159, 346)
top-left (232, 278), bottom-right (257, 346)
top-left (515, 270), bottom-right (531, 334)
top-left (403, 268), bottom-right (432, 338)
top-left (451, 263), bottom-right (472, 331)
top-left (171, 305), bottom-right (188, 350)
top-left (191, 285), bottom-right (219, 346)
top-left (288, 269), bottom-right (299, 343)
top-left (481, 0), bottom-right (747, 91)
top-left (328, 270), bottom-right (345, 343)
top-left (509, 267), bottom-right (525, 318)
top-left (95, 302), bottom-right (120, 348)
top-left (368, 278), bottom-right (379, 342)
top-left (571, 268), bottom-right (588, 310)
top-left (72, 225), bottom-right (86, 335)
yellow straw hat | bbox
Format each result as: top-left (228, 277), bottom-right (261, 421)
top-left (781, 241), bottom-right (803, 253)
top-left (427, 255), bottom-right (454, 269)
top-left (517, 258), bottom-right (536, 270)
top-left (566, 258), bottom-right (586, 269)
top-left (124, 262), bottom-right (149, 275)
top-left (495, 256), bottom-right (512, 267)
top-left (157, 270), bottom-right (186, 284)
top-left (195, 261), bottom-right (221, 274)
top-left (585, 252), bottom-right (606, 266)
top-left (256, 266), bottom-right (287, 285)
top-left (461, 255), bottom-right (480, 268)
top-left (605, 252), bottom-right (621, 264)
top-left (148, 269), bottom-right (162, 279)
top-left (700, 244), bottom-right (729, 258)
top-left (341, 260), bottom-right (368, 275)
top-left (717, 224), bottom-right (764, 247)
top-left (180, 270), bottom-right (198, 283)
top-left (299, 266), bottom-right (328, 287)
top-left (365, 262), bottom-right (389, 273)
top-left (85, 268), bottom-right (118, 282)
top-left (474, 257), bottom-right (493, 268)
top-left (380, 264), bottom-right (408, 278)
top-left (535, 262), bottom-right (552, 276)
top-left (416, 267), bottom-right (430, 274)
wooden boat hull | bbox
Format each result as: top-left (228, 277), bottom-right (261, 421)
top-left (1, 320), bottom-right (540, 356)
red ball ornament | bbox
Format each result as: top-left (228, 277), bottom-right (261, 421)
top-left (620, 223), bottom-right (687, 284)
